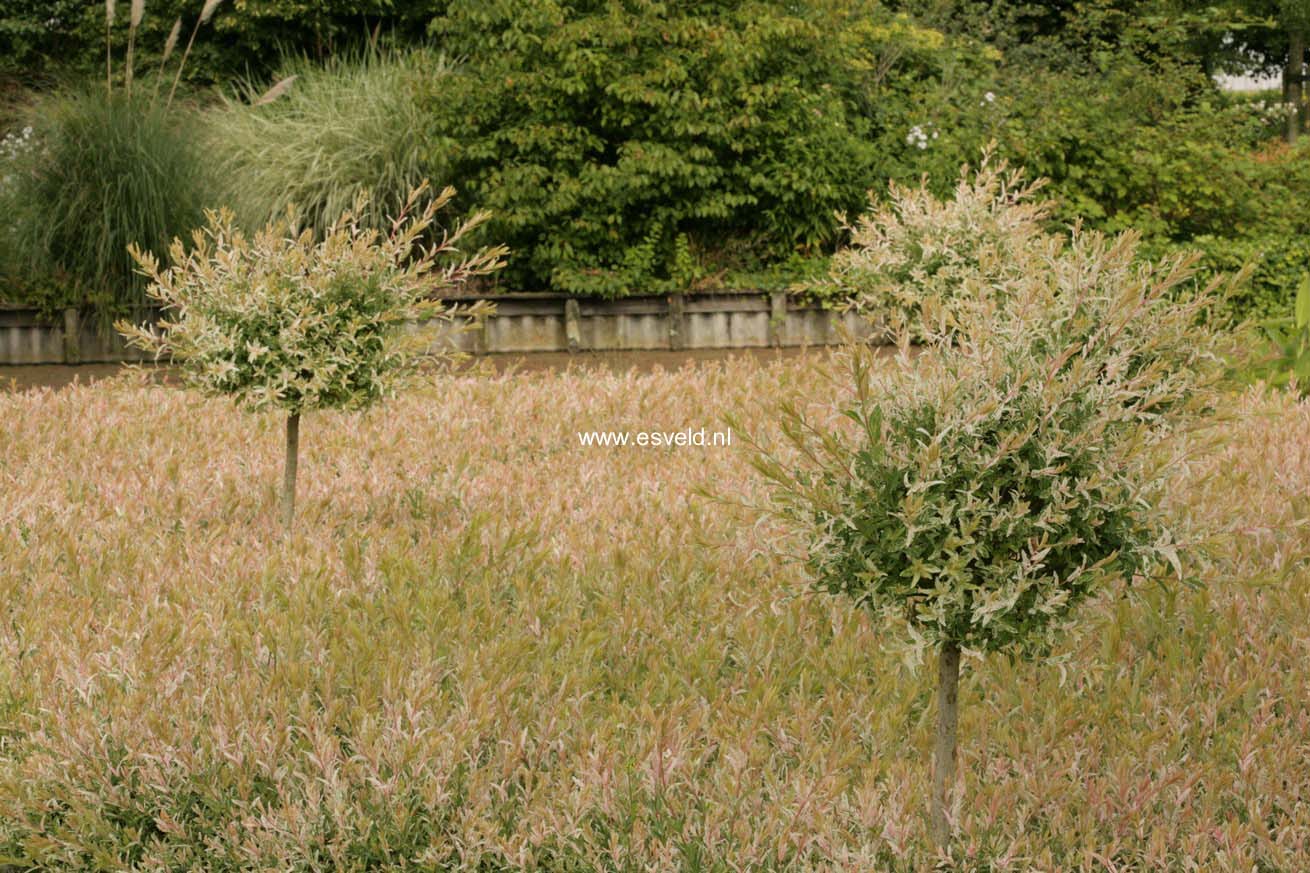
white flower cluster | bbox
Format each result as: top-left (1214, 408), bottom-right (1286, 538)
top-left (906, 123), bottom-right (939, 150)
top-left (980, 91), bottom-right (997, 106)
top-left (1247, 99), bottom-right (1298, 121)
top-left (1, 126), bottom-right (38, 192)
top-left (1, 126), bottom-right (36, 162)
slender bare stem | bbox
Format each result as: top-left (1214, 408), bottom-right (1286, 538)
top-left (165, 19), bottom-right (201, 110)
top-left (151, 17), bottom-right (182, 106)
top-left (931, 642), bottom-right (961, 854)
top-left (106, 24), bottom-right (113, 94)
top-left (282, 411), bottom-right (300, 531)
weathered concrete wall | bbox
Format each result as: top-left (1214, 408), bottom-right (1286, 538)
top-left (0, 306), bottom-right (158, 365)
top-left (0, 307), bottom-right (65, 364)
top-left (435, 292), bottom-right (876, 355)
top-left (1, 292), bottom-right (878, 365)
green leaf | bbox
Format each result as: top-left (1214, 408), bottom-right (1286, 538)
top-left (1297, 274), bottom-right (1310, 330)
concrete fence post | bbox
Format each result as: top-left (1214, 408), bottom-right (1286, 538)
top-left (564, 298), bottom-right (582, 353)
top-left (768, 291), bottom-right (786, 347)
top-left (478, 312), bottom-right (492, 354)
top-left (62, 308), bottom-right (81, 365)
top-left (668, 294), bottom-right (685, 350)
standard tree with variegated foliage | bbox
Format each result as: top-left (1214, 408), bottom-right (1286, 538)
top-left (118, 184), bottom-right (504, 530)
top-left (752, 159), bottom-right (1228, 857)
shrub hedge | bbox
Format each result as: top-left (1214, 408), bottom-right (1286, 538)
top-left (2, 0), bottom-right (1309, 320)
top-left (418, 0), bottom-right (990, 296)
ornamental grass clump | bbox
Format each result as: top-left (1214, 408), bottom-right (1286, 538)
top-left (212, 47), bottom-right (444, 239)
top-left (0, 0), bottom-right (224, 322)
top-left (117, 184), bottom-right (505, 530)
top-left (0, 87), bottom-right (209, 320)
top-left (755, 197), bottom-right (1228, 854)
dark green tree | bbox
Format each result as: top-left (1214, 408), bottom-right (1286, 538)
top-left (421, 0), bottom-right (982, 295)
top-left (0, 0), bottom-right (439, 84)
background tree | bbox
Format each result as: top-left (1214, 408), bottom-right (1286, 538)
top-left (1227, 0), bottom-right (1310, 141)
top-left (6, 0), bottom-right (1309, 323)
top-left (752, 161), bottom-right (1225, 854)
top-left (421, 0), bottom-right (989, 296)
top-left (117, 184), bottom-right (504, 529)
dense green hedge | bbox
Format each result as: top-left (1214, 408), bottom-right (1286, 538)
top-left (991, 59), bottom-right (1310, 321)
top-left (418, 0), bottom-right (991, 295)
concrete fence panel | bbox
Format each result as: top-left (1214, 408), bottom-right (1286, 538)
top-left (1, 292), bottom-right (880, 366)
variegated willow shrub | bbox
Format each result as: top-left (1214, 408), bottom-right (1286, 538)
top-left (117, 184), bottom-right (505, 529)
top-left (814, 154), bottom-right (1054, 339)
top-left (755, 165), bottom-right (1230, 854)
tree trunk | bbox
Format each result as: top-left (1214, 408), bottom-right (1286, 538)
top-left (1286, 30), bottom-right (1305, 144)
top-left (282, 411), bottom-right (300, 531)
top-left (931, 642), bottom-right (961, 853)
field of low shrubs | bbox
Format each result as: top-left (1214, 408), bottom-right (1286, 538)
top-left (2, 355), bottom-right (1308, 870)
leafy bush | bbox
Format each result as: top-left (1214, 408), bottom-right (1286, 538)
top-left (212, 48), bottom-right (446, 237)
top-left (0, 87), bottom-right (210, 322)
top-left (1175, 231), bottom-right (1310, 323)
top-left (0, 0), bottom-right (88, 81)
top-left (1170, 140), bottom-right (1310, 323)
top-left (993, 62), bottom-right (1261, 235)
top-left (983, 58), bottom-right (1310, 322)
top-left (421, 0), bottom-right (986, 296)
top-left (118, 185), bottom-right (504, 528)
top-left (870, 11), bottom-right (1310, 324)
top-left (815, 154), bottom-right (1053, 334)
top-left (1251, 273), bottom-right (1310, 392)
